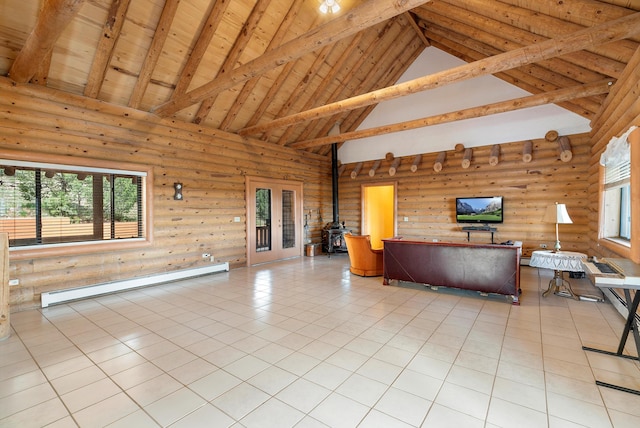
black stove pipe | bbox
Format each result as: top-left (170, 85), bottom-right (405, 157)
top-left (331, 143), bottom-right (340, 228)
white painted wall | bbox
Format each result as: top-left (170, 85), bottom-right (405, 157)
top-left (338, 47), bottom-right (591, 164)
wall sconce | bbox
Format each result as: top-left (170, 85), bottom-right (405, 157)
top-left (173, 183), bottom-right (183, 200)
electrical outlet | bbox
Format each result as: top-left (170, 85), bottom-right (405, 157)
top-left (403, 216), bottom-right (409, 222)
top-left (202, 253), bottom-right (211, 258)
top-left (540, 243), bottom-right (547, 248)
top-left (210, 256), bottom-right (215, 263)
top-left (9, 279), bottom-right (19, 286)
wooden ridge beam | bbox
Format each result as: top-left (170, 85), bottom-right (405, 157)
top-left (241, 12), bottom-right (640, 137)
top-left (152, 0), bottom-right (431, 116)
top-left (289, 79), bottom-right (612, 149)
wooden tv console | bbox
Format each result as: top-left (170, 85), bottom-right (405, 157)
top-left (382, 238), bottom-right (521, 304)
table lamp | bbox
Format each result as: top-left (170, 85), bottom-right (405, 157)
top-left (543, 202), bottom-right (572, 252)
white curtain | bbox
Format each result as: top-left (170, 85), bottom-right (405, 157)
top-left (600, 125), bottom-right (637, 166)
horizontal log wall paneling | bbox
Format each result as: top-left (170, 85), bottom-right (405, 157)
top-left (338, 134), bottom-right (591, 257)
top-left (588, 45), bottom-right (640, 262)
top-left (0, 78), bottom-right (331, 310)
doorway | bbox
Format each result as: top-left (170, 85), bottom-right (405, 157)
top-left (246, 177), bottom-right (303, 265)
top-left (362, 182), bottom-right (397, 249)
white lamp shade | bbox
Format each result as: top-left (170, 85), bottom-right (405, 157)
top-left (543, 202), bottom-right (573, 224)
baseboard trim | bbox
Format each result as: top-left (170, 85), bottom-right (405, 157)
top-left (41, 262), bottom-right (230, 308)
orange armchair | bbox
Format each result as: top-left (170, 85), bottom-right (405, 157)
top-left (344, 233), bottom-right (384, 277)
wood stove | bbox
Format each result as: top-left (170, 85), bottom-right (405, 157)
top-left (322, 225), bottom-right (349, 255)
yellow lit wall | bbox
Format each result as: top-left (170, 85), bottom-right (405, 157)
top-left (363, 184), bottom-right (395, 249)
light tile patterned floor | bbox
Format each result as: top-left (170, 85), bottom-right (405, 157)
top-left (1, 255), bottom-right (640, 427)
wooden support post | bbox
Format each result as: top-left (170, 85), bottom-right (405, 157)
top-left (489, 145), bottom-right (500, 166)
top-left (389, 158), bottom-right (401, 176)
top-left (350, 162), bottom-right (363, 179)
top-left (545, 130), bottom-right (559, 142)
top-left (0, 233), bottom-right (9, 340)
top-left (338, 164), bottom-right (346, 176)
top-left (410, 154), bottom-right (422, 172)
top-left (433, 152), bottom-right (446, 172)
top-left (369, 160), bottom-right (381, 177)
top-left (523, 140), bottom-right (533, 163)
top-left (558, 136), bottom-right (573, 162)
top-left (462, 148), bottom-right (473, 169)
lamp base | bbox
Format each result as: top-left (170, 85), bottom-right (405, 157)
top-left (542, 270), bottom-right (579, 300)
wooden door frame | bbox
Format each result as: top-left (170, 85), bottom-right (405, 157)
top-left (246, 176), bottom-right (303, 266)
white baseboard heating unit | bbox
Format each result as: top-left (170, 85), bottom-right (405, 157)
top-left (41, 262), bottom-right (230, 308)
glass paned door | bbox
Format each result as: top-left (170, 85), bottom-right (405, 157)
top-left (255, 188), bottom-right (272, 252)
top-left (247, 177), bottom-right (302, 265)
top-left (282, 190), bottom-right (295, 249)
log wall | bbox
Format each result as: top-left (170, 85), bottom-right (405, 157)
top-left (587, 46), bottom-right (640, 263)
top-left (338, 134), bottom-right (592, 257)
top-left (0, 78), bottom-right (331, 310)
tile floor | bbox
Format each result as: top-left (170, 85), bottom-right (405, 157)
top-left (1, 254), bottom-right (640, 427)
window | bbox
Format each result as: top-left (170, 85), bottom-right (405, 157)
top-left (600, 126), bottom-right (634, 248)
top-left (0, 153), bottom-right (150, 255)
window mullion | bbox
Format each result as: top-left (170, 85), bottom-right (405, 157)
top-left (110, 174), bottom-right (116, 240)
top-left (35, 169), bottom-right (42, 244)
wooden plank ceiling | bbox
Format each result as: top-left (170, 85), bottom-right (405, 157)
top-left (1, 0), bottom-right (639, 157)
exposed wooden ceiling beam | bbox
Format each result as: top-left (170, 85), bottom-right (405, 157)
top-left (193, 0), bottom-right (271, 124)
top-left (404, 12), bottom-right (430, 46)
top-left (8, 0), bottom-right (85, 84)
top-left (171, 0), bottom-right (230, 98)
top-left (151, 0), bottom-right (432, 116)
top-left (265, 43), bottom-right (339, 142)
top-left (289, 79), bottom-right (613, 149)
top-left (219, 0), bottom-right (308, 131)
top-left (84, 0), bottom-right (131, 98)
top-left (293, 22), bottom-right (421, 147)
top-left (128, 0), bottom-right (180, 109)
top-left (429, 0), bottom-right (629, 76)
top-left (239, 12), bottom-right (640, 136)
top-left (275, 32), bottom-right (366, 144)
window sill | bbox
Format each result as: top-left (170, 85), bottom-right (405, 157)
top-left (9, 238), bottom-right (152, 261)
top-left (599, 237), bottom-right (631, 258)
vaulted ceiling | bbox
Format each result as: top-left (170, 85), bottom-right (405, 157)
top-left (1, 0), bottom-right (639, 157)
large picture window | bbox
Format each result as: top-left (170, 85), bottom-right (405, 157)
top-left (599, 126), bottom-right (635, 253)
top-left (0, 155), bottom-right (149, 253)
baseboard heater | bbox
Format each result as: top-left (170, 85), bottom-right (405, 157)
top-left (41, 262), bottom-right (230, 308)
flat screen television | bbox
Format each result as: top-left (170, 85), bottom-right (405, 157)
top-left (456, 196), bottom-right (503, 224)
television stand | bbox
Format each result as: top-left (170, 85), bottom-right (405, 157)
top-left (462, 226), bottom-right (497, 244)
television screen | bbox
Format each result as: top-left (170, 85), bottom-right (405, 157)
top-left (456, 196), bottom-right (503, 223)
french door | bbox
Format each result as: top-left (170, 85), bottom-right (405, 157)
top-left (246, 177), bottom-right (303, 265)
